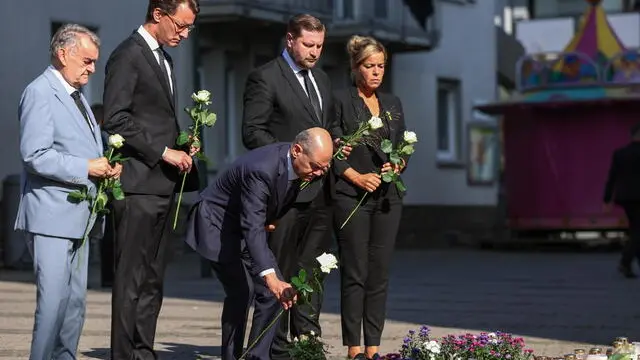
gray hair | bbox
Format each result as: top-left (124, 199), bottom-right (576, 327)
top-left (50, 24), bottom-right (100, 60)
top-left (293, 129), bottom-right (313, 153)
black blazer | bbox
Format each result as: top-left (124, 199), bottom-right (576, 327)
top-left (103, 31), bottom-right (198, 196)
top-left (242, 55), bottom-right (337, 148)
top-left (241, 54), bottom-right (338, 202)
top-left (184, 143), bottom-right (296, 276)
top-left (332, 86), bottom-right (407, 198)
top-left (603, 142), bottom-right (640, 204)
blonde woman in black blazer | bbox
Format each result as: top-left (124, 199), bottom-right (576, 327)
top-left (331, 35), bottom-right (407, 360)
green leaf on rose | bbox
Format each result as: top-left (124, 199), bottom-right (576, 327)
top-left (110, 153), bottom-right (129, 164)
top-left (381, 171), bottom-right (395, 183)
top-left (401, 144), bottom-right (415, 155)
top-left (389, 153), bottom-right (402, 165)
top-left (189, 107), bottom-right (199, 121)
top-left (204, 112), bottom-right (217, 127)
top-left (297, 269), bottom-right (307, 283)
top-left (191, 140), bottom-right (201, 149)
top-left (176, 131), bottom-right (190, 146)
top-left (291, 276), bottom-right (304, 290)
top-left (112, 186), bottom-right (125, 201)
top-left (395, 178), bottom-right (407, 192)
top-left (298, 283), bottom-right (313, 293)
top-left (381, 139), bottom-right (393, 154)
top-left (95, 192), bottom-right (108, 210)
top-left (67, 189), bottom-right (88, 203)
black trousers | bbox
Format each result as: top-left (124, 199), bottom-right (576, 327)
top-left (621, 203), bottom-right (640, 268)
top-left (110, 194), bottom-right (173, 360)
top-left (101, 205), bottom-right (115, 287)
top-left (211, 251), bottom-right (281, 360)
top-left (334, 192), bottom-right (402, 346)
top-left (269, 186), bottom-right (333, 360)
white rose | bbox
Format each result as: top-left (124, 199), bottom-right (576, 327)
top-left (316, 252), bottom-right (338, 274)
top-left (108, 134), bottom-right (125, 149)
top-left (192, 90), bottom-right (211, 104)
top-left (368, 116), bottom-right (383, 130)
top-left (424, 340), bottom-right (440, 354)
top-left (403, 130), bottom-right (418, 144)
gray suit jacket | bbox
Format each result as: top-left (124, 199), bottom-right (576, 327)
top-left (15, 67), bottom-right (104, 239)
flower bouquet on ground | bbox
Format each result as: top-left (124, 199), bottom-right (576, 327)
top-left (394, 325), bottom-right (441, 360)
top-left (239, 253), bottom-right (338, 360)
top-left (339, 130), bottom-right (418, 229)
top-left (67, 134), bottom-right (127, 262)
top-left (439, 331), bottom-right (534, 360)
top-left (172, 90), bottom-right (218, 230)
top-left (287, 330), bottom-right (329, 360)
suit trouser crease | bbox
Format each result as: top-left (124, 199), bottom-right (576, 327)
top-left (268, 189), bottom-right (333, 359)
top-left (111, 194), bottom-right (173, 360)
top-left (27, 233), bottom-right (89, 360)
top-left (334, 194), bottom-right (402, 346)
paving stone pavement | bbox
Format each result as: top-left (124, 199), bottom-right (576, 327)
top-left (1, 248), bottom-right (639, 359)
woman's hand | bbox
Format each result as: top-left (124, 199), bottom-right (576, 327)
top-left (354, 173), bottom-right (381, 193)
top-left (381, 159), bottom-right (405, 175)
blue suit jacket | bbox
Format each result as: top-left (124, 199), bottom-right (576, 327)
top-left (15, 67), bottom-right (104, 239)
top-left (184, 143), bottom-right (295, 276)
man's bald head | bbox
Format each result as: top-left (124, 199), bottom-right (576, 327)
top-left (291, 127), bottom-right (334, 181)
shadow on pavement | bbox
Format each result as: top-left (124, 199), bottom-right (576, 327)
top-left (82, 343), bottom-right (221, 359)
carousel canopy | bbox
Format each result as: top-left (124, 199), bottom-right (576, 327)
top-left (554, 0), bottom-right (625, 69)
top-left (477, 0), bottom-right (640, 113)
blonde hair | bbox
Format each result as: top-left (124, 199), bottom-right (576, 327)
top-left (346, 35), bottom-right (387, 69)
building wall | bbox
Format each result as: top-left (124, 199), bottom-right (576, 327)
top-left (0, 0), bottom-right (196, 196)
top-left (391, 0), bottom-right (500, 246)
top-left (393, 0), bottom-right (498, 206)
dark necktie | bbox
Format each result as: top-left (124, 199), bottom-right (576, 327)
top-left (156, 47), bottom-right (172, 94)
top-left (70, 91), bottom-right (95, 140)
top-left (284, 178), bottom-right (301, 206)
top-left (300, 69), bottom-right (322, 122)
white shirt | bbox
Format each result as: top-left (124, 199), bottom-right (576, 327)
top-left (281, 49), bottom-right (323, 109)
top-left (258, 151), bottom-right (297, 278)
top-left (137, 25), bottom-right (173, 93)
top-left (138, 26), bottom-right (173, 157)
top-left (49, 65), bottom-right (78, 95)
top-left (49, 65), bottom-right (93, 133)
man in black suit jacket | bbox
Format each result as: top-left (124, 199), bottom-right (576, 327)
top-left (185, 128), bottom-right (334, 360)
top-left (604, 123), bottom-right (640, 279)
top-left (241, 14), bottom-right (346, 360)
top-left (102, 1), bottom-right (200, 358)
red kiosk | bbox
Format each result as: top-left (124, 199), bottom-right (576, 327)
top-left (477, 0), bottom-right (640, 243)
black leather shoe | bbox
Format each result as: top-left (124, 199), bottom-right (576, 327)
top-left (368, 354), bottom-right (382, 360)
top-left (350, 354), bottom-right (367, 360)
top-left (619, 264), bottom-right (637, 279)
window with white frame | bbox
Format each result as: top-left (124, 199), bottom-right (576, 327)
top-left (436, 79), bottom-right (462, 162)
top-left (334, 0), bottom-right (355, 19)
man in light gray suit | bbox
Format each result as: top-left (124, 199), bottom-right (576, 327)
top-left (15, 24), bottom-right (121, 359)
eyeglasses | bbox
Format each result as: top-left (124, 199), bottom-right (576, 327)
top-left (164, 12), bottom-right (195, 33)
